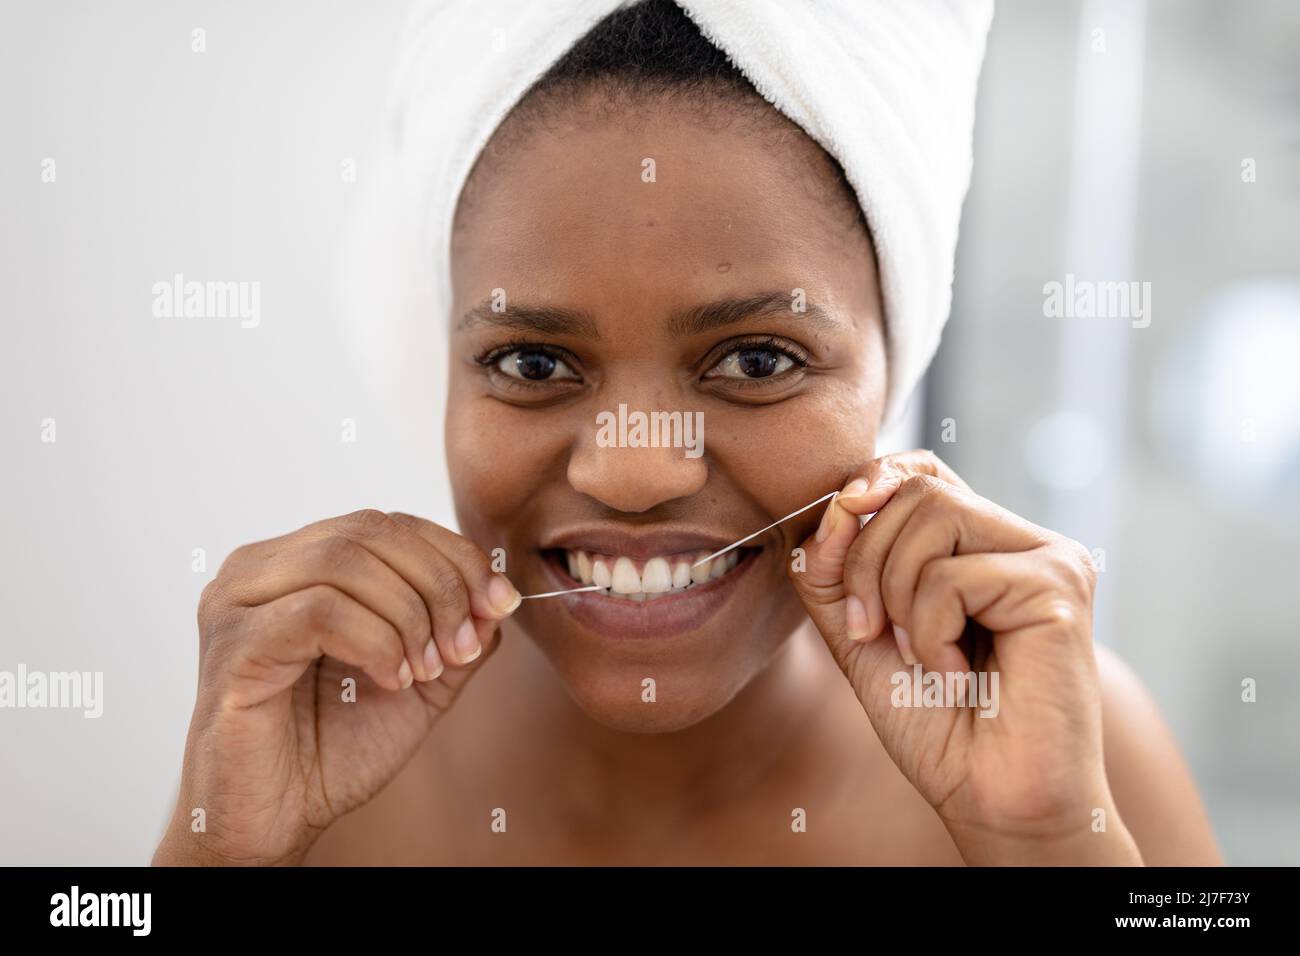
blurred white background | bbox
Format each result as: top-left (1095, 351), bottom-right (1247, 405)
top-left (2, 0), bottom-right (1297, 864)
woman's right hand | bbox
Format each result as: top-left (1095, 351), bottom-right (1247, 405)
top-left (151, 509), bottom-right (521, 866)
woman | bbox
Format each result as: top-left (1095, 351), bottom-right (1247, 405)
top-left (153, 0), bottom-right (1220, 865)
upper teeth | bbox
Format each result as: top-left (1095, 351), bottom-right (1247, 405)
top-left (564, 549), bottom-right (741, 598)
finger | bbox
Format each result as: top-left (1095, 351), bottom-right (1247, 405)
top-left (410, 615), bottom-right (507, 708)
top-left (220, 510), bottom-right (517, 680)
top-left (906, 550), bottom-right (1084, 677)
top-left (787, 491), bottom-right (861, 655)
top-left (848, 475), bottom-right (1042, 642)
top-left (223, 585), bottom-right (410, 707)
top-left (230, 528), bottom-right (436, 679)
top-left (792, 451), bottom-right (973, 661)
top-left (410, 546), bottom-right (478, 671)
top-left (906, 553), bottom-right (1011, 674)
top-left (797, 448), bottom-right (970, 598)
top-left (386, 512), bottom-right (522, 621)
top-left (325, 511), bottom-right (482, 672)
top-left (834, 449), bottom-right (970, 518)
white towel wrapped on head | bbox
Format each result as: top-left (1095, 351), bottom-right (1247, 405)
top-left (343, 0), bottom-right (993, 427)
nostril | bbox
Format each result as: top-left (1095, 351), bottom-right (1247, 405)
top-left (566, 438), bottom-right (709, 513)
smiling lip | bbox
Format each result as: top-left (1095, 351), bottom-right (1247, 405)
top-left (535, 528), bottom-right (760, 639)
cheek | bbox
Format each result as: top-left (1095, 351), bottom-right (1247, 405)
top-left (705, 377), bottom-right (885, 526)
top-left (811, 340), bottom-right (889, 476)
top-left (816, 376), bottom-right (887, 474)
top-left (444, 379), bottom-right (565, 528)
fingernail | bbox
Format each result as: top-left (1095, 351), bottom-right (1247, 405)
top-left (893, 625), bottom-right (918, 666)
top-left (397, 659), bottom-right (414, 689)
top-left (454, 618), bottom-right (482, 664)
top-left (488, 575), bottom-right (522, 616)
top-left (814, 493), bottom-right (841, 543)
top-left (840, 478), bottom-right (870, 500)
top-left (845, 595), bottom-right (870, 641)
top-left (864, 592), bottom-right (885, 640)
top-left (421, 640), bottom-right (444, 681)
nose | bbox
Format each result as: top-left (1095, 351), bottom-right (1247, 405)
top-left (567, 409), bottom-right (708, 513)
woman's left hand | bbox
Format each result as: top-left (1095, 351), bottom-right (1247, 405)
top-left (790, 450), bottom-right (1143, 865)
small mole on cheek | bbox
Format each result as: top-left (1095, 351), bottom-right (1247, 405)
top-left (716, 262), bottom-right (732, 274)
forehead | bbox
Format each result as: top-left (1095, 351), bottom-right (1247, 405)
top-left (450, 96), bottom-right (875, 323)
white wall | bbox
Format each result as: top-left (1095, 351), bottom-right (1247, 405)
top-left (0, 0), bottom-right (432, 865)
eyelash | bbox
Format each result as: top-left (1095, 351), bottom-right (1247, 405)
top-left (473, 335), bottom-right (811, 392)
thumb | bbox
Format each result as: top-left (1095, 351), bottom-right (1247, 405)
top-left (792, 490), bottom-right (911, 721)
top-left (789, 490), bottom-right (868, 651)
top-left (792, 452), bottom-right (969, 648)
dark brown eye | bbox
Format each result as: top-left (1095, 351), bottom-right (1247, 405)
top-left (738, 349), bottom-right (779, 377)
top-left (711, 347), bottom-right (794, 379)
top-left (516, 351), bottom-right (554, 379)
top-left (495, 349), bottom-right (578, 382)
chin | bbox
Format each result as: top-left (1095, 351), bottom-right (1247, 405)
top-left (543, 658), bottom-right (752, 734)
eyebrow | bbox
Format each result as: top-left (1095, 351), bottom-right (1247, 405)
top-left (457, 302), bottom-right (600, 337)
top-left (667, 291), bottom-right (841, 336)
top-left (456, 290), bottom-right (840, 338)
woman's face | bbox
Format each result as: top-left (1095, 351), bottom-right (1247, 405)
top-left (447, 93), bottom-right (886, 732)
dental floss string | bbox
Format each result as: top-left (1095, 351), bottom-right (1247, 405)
top-left (520, 585), bottom-right (606, 600)
top-left (692, 490), bottom-right (840, 568)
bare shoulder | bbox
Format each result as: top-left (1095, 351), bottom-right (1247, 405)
top-left (1094, 642), bottom-right (1223, 865)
